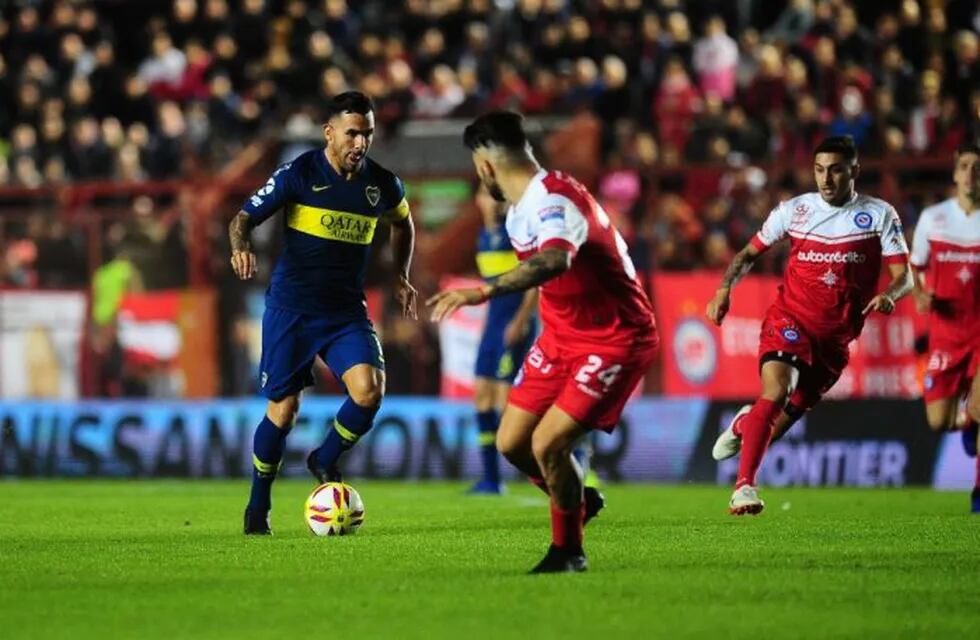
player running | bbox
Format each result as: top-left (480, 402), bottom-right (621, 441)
top-left (706, 136), bottom-right (913, 515)
top-left (469, 185), bottom-right (538, 494)
top-left (429, 112), bottom-right (658, 573)
top-left (909, 140), bottom-right (980, 512)
top-left (231, 92), bottom-right (417, 535)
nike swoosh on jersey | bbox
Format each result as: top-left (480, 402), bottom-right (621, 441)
top-left (312, 185), bottom-right (332, 192)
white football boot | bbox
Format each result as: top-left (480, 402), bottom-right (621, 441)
top-left (712, 404), bottom-right (751, 461)
top-left (729, 485), bottom-right (765, 516)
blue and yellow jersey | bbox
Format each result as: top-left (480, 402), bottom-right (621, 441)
top-left (477, 224), bottom-right (523, 327)
top-left (242, 149), bottom-right (410, 317)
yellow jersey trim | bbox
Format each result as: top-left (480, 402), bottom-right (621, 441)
top-left (383, 197), bottom-right (411, 223)
top-left (286, 203), bottom-right (378, 244)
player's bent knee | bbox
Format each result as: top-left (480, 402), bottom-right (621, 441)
top-left (347, 375), bottom-right (384, 408)
top-left (267, 396), bottom-right (300, 428)
top-left (495, 429), bottom-right (524, 460)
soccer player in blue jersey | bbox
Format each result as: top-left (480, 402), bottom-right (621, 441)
top-left (230, 92), bottom-right (417, 535)
top-left (470, 185), bottom-right (538, 494)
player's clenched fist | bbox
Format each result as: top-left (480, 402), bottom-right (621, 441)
top-left (705, 289), bottom-right (731, 326)
top-left (427, 287), bottom-right (490, 322)
top-left (230, 249), bottom-right (257, 280)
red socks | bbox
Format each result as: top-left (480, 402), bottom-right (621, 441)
top-left (534, 476), bottom-right (585, 551)
top-left (735, 398), bottom-right (783, 489)
top-left (550, 501), bottom-right (585, 552)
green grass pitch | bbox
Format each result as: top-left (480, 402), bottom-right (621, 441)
top-left (1, 480), bottom-right (978, 639)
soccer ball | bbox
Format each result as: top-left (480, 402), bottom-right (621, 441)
top-left (304, 482), bottom-right (365, 536)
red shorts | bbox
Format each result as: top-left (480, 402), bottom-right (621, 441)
top-left (758, 307), bottom-right (849, 410)
top-left (923, 342), bottom-right (979, 402)
top-left (507, 332), bottom-right (658, 432)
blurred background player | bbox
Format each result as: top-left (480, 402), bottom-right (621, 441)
top-left (230, 92), bottom-right (417, 535)
top-left (909, 140), bottom-right (980, 512)
top-left (470, 184), bottom-right (538, 495)
top-left (706, 136), bottom-right (913, 515)
top-left (429, 112), bottom-right (658, 573)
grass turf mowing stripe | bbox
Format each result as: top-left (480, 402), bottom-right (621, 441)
top-left (0, 481), bottom-right (977, 639)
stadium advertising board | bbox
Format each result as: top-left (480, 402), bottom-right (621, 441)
top-left (436, 276), bottom-right (488, 398)
top-left (654, 273), bottom-right (922, 399)
top-left (0, 291), bottom-right (87, 399)
top-left (685, 400), bottom-right (945, 488)
top-left (0, 398), bottom-right (703, 481)
top-left (0, 398), bottom-right (962, 488)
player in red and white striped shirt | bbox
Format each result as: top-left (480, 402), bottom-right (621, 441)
top-left (429, 112), bottom-right (658, 572)
top-left (706, 136), bottom-right (914, 515)
top-left (909, 141), bottom-right (980, 512)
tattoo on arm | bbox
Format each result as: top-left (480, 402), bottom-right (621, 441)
top-left (488, 248), bottom-right (570, 297)
top-left (229, 211), bottom-right (253, 253)
top-left (719, 245), bottom-right (759, 291)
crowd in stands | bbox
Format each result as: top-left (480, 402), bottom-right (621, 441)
top-left (0, 0), bottom-right (977, 187)
top-left (0, 0), bottom-right (978, 396)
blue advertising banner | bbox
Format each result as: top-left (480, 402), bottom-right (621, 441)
top-left (0, 397), bottom-right (707, 481)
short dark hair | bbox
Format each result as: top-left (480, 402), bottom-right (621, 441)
top-left (814, 136), bottom-right (858, 163)
top-left (463, 111), bottom-right (529, 153)
top-left (955, 139), bottom-right (980, 158)
top-left (325, 91), bottom-right (374, 120)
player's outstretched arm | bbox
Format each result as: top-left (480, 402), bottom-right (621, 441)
top-left (863, 261), bottom-right (913, 316)
top-left (229, 210), bottom-right (257, 280)
top-left (706, 242), bottom-right (762, 326)
top-left (427, 248), bottom-right (571, 322)
top-left (390, 215), bottom-right (418, 319)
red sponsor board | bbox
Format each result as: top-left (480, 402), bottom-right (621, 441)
top-left (653, 273), bottom-right (922, 399)
top-left (118, 289), bottom-right (217, 397)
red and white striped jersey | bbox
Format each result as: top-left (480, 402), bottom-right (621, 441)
top-left (751, 192), bottom-right (909, 342)
top-left (505, 169), bottom-right (657, 348)
top-left (910, 198), bottom-right (980, 347)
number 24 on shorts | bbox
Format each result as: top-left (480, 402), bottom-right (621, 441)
top-left (574, 355), bottom-right (622, 392)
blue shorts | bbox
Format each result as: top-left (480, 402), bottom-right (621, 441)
top-left (258, 306), bottom-right (384, 400)
top-left (474, 318), bottom-right (536, 383)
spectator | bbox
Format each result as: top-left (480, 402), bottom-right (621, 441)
top-left (742, 44), bottom-right (785, 118)
top-left (89, 41), bottom-right (126, 119)
top-left (908, 69), bottom-right (943, 153)
top-left (66, 117), bottom-right (113, 180)
top-left (693, 15), bottom-right (739, 102)
top-left (654, 57), bottom-right (701, 154)
top-left (834, 5), bottom-right (872, 67)
top-left (413, 65), bottom-right (465, 118)
top-left (146, 102), bottom-right (186, 178)
top-left (233, 0), bottom-right (269, 62)
top-left (118, 75), bottom-right (157, 128)
top-left (828, 86), bottom-right (874, 149)
top-left (138, 31), bottom-right (187, 99)
top-left (766, 0), bottom-right (814, 44)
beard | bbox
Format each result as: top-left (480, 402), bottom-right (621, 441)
top-left (485, 177), bottom-right (506, 203)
